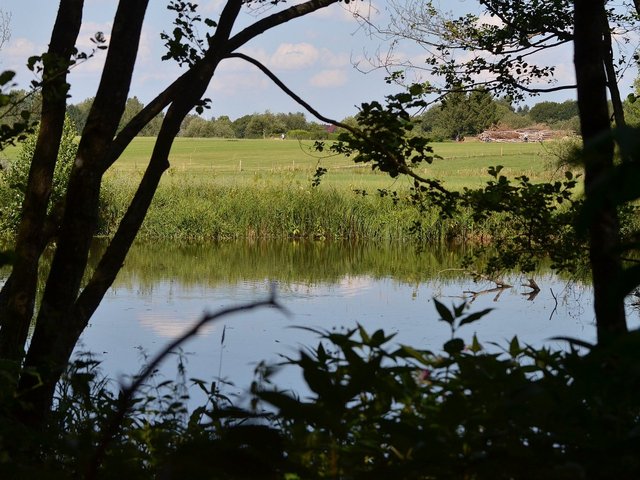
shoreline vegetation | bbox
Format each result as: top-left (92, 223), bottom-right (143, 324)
top-left (62, 137), bottom-right (564, 242)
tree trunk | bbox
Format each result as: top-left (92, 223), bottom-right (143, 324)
top-left (0, 0), bottom-right (84, 364)
top-left (16, 0), bottom-right (231, 422)
top-left (19, 63), bottom-right (219, 418)
top-left (10, 0), bottom-right (341, 423)
top-left (16, 0), bottom-right (150, 425)
top-left (574, 0), bottom-right (627, 342)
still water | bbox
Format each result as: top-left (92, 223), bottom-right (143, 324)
top-left (78, 240), bottom-right (637, 397)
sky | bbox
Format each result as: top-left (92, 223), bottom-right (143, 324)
top-left (0, 0), bottom-right (635, 122)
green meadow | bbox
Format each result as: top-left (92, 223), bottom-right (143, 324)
top-left (109, 137), bottom-right (555, 191)
top-left (1, 137), bottom-right (573, 241)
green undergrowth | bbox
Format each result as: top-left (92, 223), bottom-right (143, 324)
top-left (98, 172), bottom-right (496, 242)
top-left (2, 302), bottom-right (639, 479)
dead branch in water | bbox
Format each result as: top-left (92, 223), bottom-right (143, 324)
top-left (521, 278), bottom-right (541, 301)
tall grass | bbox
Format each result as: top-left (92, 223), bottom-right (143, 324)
top-left (1, 137), bottom-right (574, 242)
top-left (99, 171), bottom-right (487, 242)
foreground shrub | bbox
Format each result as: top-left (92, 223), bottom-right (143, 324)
top-left (1, 302), bottom-right (639, 479)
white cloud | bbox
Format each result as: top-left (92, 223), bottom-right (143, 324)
top-left (139, 311), bottom-right (215, 338)
top-left (210, 70), bottom-right (270, 96)
top-left (235, 44), bottom-right (350, 73)
top-left (337, 275), bottom-right (373, 297)
top-left (270, 42), bottom-right (319, 70)
top-left (135, 28), bottom-right (154, 62)
top-left (310, 69), bottom-right (347, 88)
top-left (237, 46), bottom-right (271, 67)
top-left (320, 48), bottom-right (349, 68)
top-left (3, 37), bottom-right (39, 59)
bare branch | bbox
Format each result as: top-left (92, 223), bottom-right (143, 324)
top-left (0, 9), bottom-right (10, 51)
top-left (226, 0), bottom-right (340, 52)
top-left (86, 295), bottom-right (285, 480)
top-left (226, 52), bottom-right (450, 191)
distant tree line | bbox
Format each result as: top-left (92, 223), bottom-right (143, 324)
top-left (181, 110), bottom-right (337, 139)
top-left (417, 89), bottom-right (583, 141)
top-left (67, 96), bottom-right (340, 140)
top-left (4, 85), bottom-right (640, 142)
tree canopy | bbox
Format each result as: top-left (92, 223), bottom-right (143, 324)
top-left (326, 0), bottom-right (640, 344)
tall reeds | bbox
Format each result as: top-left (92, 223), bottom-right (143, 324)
top-left (98, 172), bottom-right (487, 242)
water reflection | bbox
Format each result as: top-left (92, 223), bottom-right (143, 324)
top-left (75, 239), bottom-right (636, 399)
top-left (91, 238), bottom-right (485, 288)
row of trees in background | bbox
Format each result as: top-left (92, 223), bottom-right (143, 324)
top-left (70, 97), bottom-right (338, 139)
top-left (0, 90), bottom-right (585, 142)
top-left (7, 85), bottom-right (639, 142)
top-left (4, 74), bottom-right (640, 143)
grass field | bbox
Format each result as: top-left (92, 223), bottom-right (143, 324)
top-left (1, 136), bottom-right (566, 190)
top-left (0, 136), bottom-right (577, 240)
top-left (100, 136), bottom-right (565, 192)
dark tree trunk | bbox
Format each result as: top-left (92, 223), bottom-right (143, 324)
top-left (574, 0), bottom-right (627, 342)
top-left (17, 0), bottom-right (150, 425)
top-left (16, 0), bottom-right (231, 421)
top-left (0, 0), bottom-right (84, 363)
top-left (6, 0), bottom-right (340, 424)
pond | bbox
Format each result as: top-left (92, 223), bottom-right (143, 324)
top-left (75, 239), bottom-right (639, 400)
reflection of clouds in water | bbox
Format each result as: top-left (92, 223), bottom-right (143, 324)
top-left (337, 275), bottom-right (373, 297)
top-left (138, 311), bottom-right (216, 339)
top-left (278, 275), bottom-right (374, 299)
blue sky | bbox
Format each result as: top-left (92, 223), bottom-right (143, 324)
top-left (0, 1), bottom-right (634, 122)
top-left (1, 0), bottom-right (401, 121)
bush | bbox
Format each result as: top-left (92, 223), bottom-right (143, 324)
top-left (2, 302), bottom-right (639, 479)
top-left (287, 129), bottom-right (311, 139)
top-left (252, 302), bottom-right (640, 479)
top-left (0, 115), bottom-right (77, 232)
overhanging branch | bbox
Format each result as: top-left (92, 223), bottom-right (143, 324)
top-left (226, 0), bottom-right (340, 52)
top-left (225, 52), bottom-right (451, 193)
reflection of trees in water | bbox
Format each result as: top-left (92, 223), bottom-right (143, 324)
top-left (94, 239), bottom-right (488, 289)
top-left (425, 268), bottom-right (593, 327)
top-left (555, 280), bottom-right (590, 323)
top-left (1, 239), bottom-right (594, 325)
top-left (82, 239), bottom-right (598, 316)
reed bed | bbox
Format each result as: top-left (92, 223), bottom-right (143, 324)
top-left (99, 171), bottom-right (490, 242)
top-left (2, 137), bottom-right (577, 241)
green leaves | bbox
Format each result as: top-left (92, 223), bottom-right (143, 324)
top-left (326, 89), bottom-right (436, 178)
top-left (435, 298), bottom-right (492, 333)
top-left (0, 70), bottom-right (35, 149)
top-left (459, 309), bottom-right (493, 327)
top-left (0, 115), bottom-right (78, 231)
top-left (161, 1), bottom-right (217, 67)
top-left (434, 298), bottom-right (455, 325)
top-left (0, 70), bottom-right (15, 86)
top-left (443, 338), bottom-right (465, 355)
top-left (460, 160), bottom-right (583, 274)
top-left (7, 300), bottom-right (640, 478)
top-left (247, 300), bottom-right (640, 478)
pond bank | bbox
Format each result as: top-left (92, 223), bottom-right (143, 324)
top-left (98, 176), bottom-right (495, 242)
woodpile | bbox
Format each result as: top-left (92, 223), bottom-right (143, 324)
top-left (477, 128), bottom-right (573, 143)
